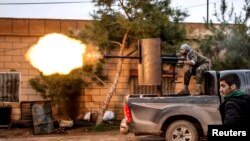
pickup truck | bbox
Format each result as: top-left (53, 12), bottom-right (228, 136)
top-left (120, 70), bottom-right (250, 141)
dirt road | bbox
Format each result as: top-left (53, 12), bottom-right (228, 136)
top-left (0, 127), bottom-right (165, 141)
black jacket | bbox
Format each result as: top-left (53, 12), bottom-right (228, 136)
top-left (219, 94), bottom-right (250, 126)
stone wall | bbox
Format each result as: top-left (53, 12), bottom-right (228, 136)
top-left (0, 18), bottom-right (211, 121)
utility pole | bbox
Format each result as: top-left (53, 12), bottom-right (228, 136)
top-left (207, 0), bottom-right (209, 23)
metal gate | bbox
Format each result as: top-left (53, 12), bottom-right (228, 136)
top-left (0, 72), bottom-right (20, 102)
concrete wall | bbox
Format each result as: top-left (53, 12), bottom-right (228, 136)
top-left (0, 18), bottom-right (210, 121)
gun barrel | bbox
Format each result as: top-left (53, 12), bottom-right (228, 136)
top-left (162, 55), bottom-right (183, 64)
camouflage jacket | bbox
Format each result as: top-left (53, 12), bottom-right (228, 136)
top-left (186, 49), bottom-right (209, 67)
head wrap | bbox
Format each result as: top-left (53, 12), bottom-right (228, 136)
top-left (180, 44), bottom-right (192, 52)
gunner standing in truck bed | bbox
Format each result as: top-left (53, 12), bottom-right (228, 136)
top-left (178, 43), bottom-right (210, 95)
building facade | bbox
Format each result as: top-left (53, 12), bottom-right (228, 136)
top-left (0, 18), bottom-right (211, 122)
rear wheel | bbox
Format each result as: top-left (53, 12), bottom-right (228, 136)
top-left (165, 120), bottom-right (198, 141)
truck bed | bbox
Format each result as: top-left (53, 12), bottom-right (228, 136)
top-left (125, 94), bottom-right (222, 135)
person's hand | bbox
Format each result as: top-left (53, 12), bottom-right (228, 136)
top-left (178, 60), bottom-right (184, 64)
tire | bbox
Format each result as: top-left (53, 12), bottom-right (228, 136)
top-left (165, 120), bottom-right (198, 141)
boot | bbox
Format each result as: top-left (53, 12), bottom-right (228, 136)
top-left (194, 84), bottom-right (202, 95)
top-left (178, 85), bottom-right (190, 95)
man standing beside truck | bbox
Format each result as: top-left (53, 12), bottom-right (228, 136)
top-left (219, 73), bottom-right (250, 125)
top-left (178, 43), bottom-right (210, 95)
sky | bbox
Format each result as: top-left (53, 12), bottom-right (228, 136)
top-left (0, 0), bottom-right (247, 23)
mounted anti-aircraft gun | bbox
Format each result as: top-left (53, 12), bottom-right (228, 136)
top-left (103, 38), bottom-right (184, 96)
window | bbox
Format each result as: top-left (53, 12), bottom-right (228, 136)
top-left (0, 72), bottom-right (20, 102)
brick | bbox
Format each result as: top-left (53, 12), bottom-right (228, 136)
top-left (122, 59), bottom-right (132, 64)
top-left (79, 95), bottom-right (92, 101)
top-left (0, 68), bottom-right (9, 72)
top-left (20, 62), bottom-right (33, 69)
top-left (108, 70), bottom-right (117, 76)
top-left (185, 23), bottom-right (200, 39)
top-left (21, 88), bottom-right (37, 95)
top-left (118, 76), bottom-right (129, 83)
top-left (84, 88), bottom-right (100, 95)
top-left (21, 47), bottom-right (32, 55)
top-left (108, 101), bottom-right (116, 108)
top-left (131, 63), bottom-right (138, 69)
top-left (83, 101), bottom-right (100, 108)
top-left (20, 81), bottom-right (29, 88)
top-left (115, 83), bottom-right (124, 89)
top-left (13, 42), bottom-right (30, 49)
top-left (76, 20), bottom-right (89, 29)
top-left (10, 102), bottom-right (20, 108)
top-left (100, 88), bottom-right (109, 95)
top-left (17, 69), bottom-right (29, 76)
top-left (103, 63), bottom-right (117, 70)
top-left (0, 19), bottom-right (216, 122)
top-left (122, 83), bottom-right (130, 89)
top-left (90, 108), bottom-right (100, 112)
top-left (29, 20), bottom-right (45, 35)
top-left (0, 19), bottom-right (12, 35)
top-left (131, 59), bottom-right (139, 64)
top-left (0, 51), bottom-right (4, 56)
top-left (20, 94), bottom-right (28, 101)
top-left (28, 94), bottom-right (44, 101)
top-left (91, 96), bottom-right (106, 102)
top-left (28, 69), bottom-right (39, 75)
top-left (81, 105), bottom-right (92, 111)
top-left (175, 83), bottom-right (183, 90)
top-left (0, 42), bottom-right (13, 49)
top-left (5, 36), bottom-right (21, 42)
top-left (116, 88), bottom-right (129, 95)
top-left (115, 102), bottom-right (124, 108)
top-left (5, 62), bottom-right (21, 68)
top-left (91, 83), bottom-right (106, 89)
top-left (13, 19), bottom-right (29, 35)
top-left (101, 70), bottom-right (108, 76)
top-left (12, 56), bottom-right (26, 62)
top-left (113, 108), bottom-right (123, 114)
top-left (45, 20), bottom-right (61, 34)
top-left (110, 95), bottom-right (124, 102)
top-left (0, 56), bottom-right (12, 62)
top-left (122, 70), bottom-right (130, 77)
top-left (11, 114), bottom-right (21, 121)
top-left (0, 36), bottom-right (4, 42)
top-left (5, 49), bottom-right (21, 55)
top-left (61, 20), bottom-right (77, 34)
top-left (20, 75), bottom-right (35, 82)
top-left (11, 107), bottom-right (21, 115)
top-left (107, 59), bottom-right (119, 63)
top-left (21, 36), bottom-right (38, 43)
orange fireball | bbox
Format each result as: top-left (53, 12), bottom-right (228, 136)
top-left (26, 33), bottom-right (86, 75)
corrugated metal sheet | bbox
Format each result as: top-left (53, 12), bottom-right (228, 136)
top-left (32, 101), bottom-right (54, 134)
top-left (0, 72), bottom-right (20, 102)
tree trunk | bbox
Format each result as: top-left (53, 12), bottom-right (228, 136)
top-left (95, 31), bottom-right (129, 125)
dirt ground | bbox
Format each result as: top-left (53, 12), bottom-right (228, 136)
top-left (0, 120), bottom-right (124, 139)
top-left (0, 119), bottom-right (169, 141)
top-left (0, 126), bottom-right (129, 139)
